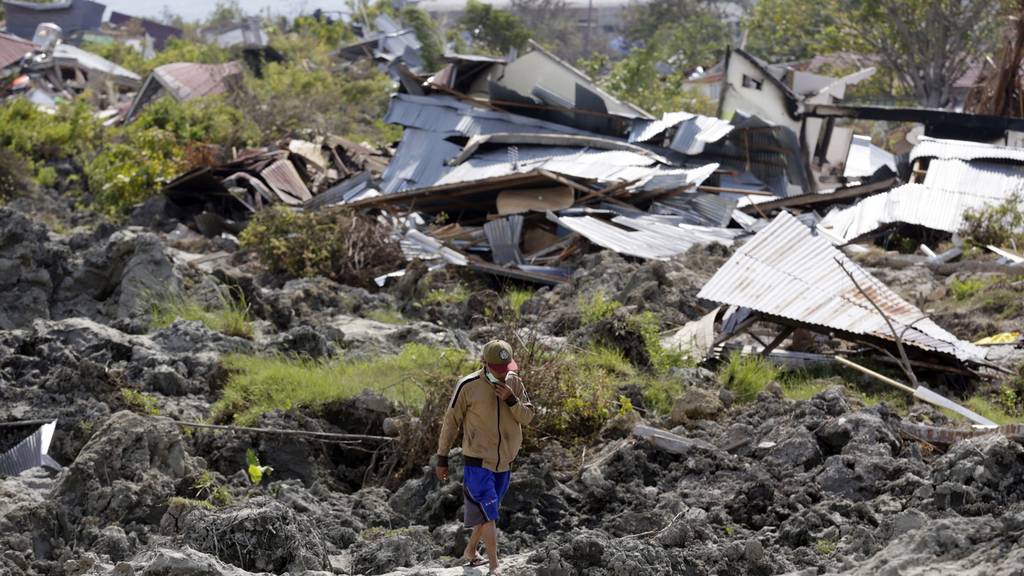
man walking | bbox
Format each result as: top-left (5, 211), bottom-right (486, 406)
top-left (435, 340), bottom-right (534, 574)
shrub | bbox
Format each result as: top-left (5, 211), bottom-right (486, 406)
top-left (211, 344), bottom-right (469, 425)
top-left (150, 290), bottom-right (253, 338)
top-left (239, 206), bottom-right (405, 289)
top-left (504, 288), bottom-right (534, 318)
top-left (627, 311), bottom-right (693, 375)
top-left (0, 147), bottom-right (33, 200)
top-left (83, 127), bottom-right (186, 216)
top-left (717, 354), bottom-right (779, 403)
top-left (367, 308), bottom-right (406, 324)
top-left (950, 276), bottom-right (986, 301)
top-left (120, 388), bottom-right (160, 415)
top-left (578, 290), bottom-right (621, 325)
top-left (132, 96), bottom-right (260, 151)
top-left (961, 194), bottom-right (1024, 248)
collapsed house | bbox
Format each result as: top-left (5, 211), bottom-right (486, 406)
top-left (107, 11), bottom-right (184, 51)
top-left (2, 25), bottom-right (141, 110)
top-left (818, 137), bottom-right (1024, 244)
top-left (124, 61), bottom-right (244, 121)
top-left (338, 14), bottom-right (426, 82)
top-left (1, 0), bottom-right (105, 41)
top-left (161, 136), bottom-right (390, 235)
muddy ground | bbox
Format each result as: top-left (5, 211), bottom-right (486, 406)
top-left (2, 200), bottom-right (1024, 576)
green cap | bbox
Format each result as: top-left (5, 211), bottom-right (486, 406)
top-left (482, 340), bottom-right (518, 371)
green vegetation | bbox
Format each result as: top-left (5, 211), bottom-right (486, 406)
top-left (718, 354), bottom-right (779, 404)
top-left (367, 308), bottom-right (406, 324)
top-left (167, 496), bottom-right (215, 510)
top-left (584, 344), bottom-right (637, 378)
top-left (815, 538), bottom-right (837, 555)
top-left (578, 290), bottom-right (622, 325)
top-left (246, 448), bottom-right (273, 486)
top-left (961, 195), bottom-right (1024, 249)
top-left (0, 147), bottom-right (32, 201)
top-left (120, 388), bottom-right (160, 416)
top-left (401, 6), bottom-right (444, 71)
top-left (459, 0), bottom-right (531, 55)
top-left (239, 206), bottom-right (405, 288)
top-left (950, 277), bottom-right (986, 301)
top-left (149, 291), bottom-right (253, 338)
top-left (423, 285), bottom-right (470, 306)
top-left (192, 469), bottom-right (233, 506)
top-left (211, 344), bottom-right (470, 425)
top-left (627, 311), bottom-right (693, 375)
top-left (505, 288), bottom-right (534, 319)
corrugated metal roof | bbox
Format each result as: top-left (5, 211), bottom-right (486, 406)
top-left (629, 111), bottom-right (734, 155)
top-left (911, 136), bottom-right (1024, 164)
top-left (153, 61), bottom-right (243, 101)
top-left (0, 420), bottom-right (60, 476)
top-left (53, 43), bottom-right (142, 83)
top-left (844, 134), bottom-right (896, 178)
top-left (0, 32), bottom-right (36, 70)
top-left (261, 159), bottom-right (312, 204)
top-left (651, 193), bottom-right (737, 227)
top-left (484, 215), bottom-right (524, 264)
top-left (385, 93), bottom-right (589, 137)
top-left (549, 212), bottom-right (742, 260)
top-left (436, 145), bottom-right (718, 190)
top-left (699, 211), bottom-right (986, 362)
top-left (379, 128), bottom-right (463, 194)
top-left (819, 159), bottom-right (1024, 241)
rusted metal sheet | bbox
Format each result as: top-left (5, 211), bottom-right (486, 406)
top-left (0, 32), bottom-right (36, 70)
top-left (698, 211), bottom-right (986, 362)
top-left (152, 61), bottom-right (243, 102)
top-left (261, 158), bottom-right (312, 204)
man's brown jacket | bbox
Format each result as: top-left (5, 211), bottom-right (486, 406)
top-left (436, 369), bottom-right (534, 472)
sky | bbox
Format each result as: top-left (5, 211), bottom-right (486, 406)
top-left (99, 0), bottom-right (353, 23)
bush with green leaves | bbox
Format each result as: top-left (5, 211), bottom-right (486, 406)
top-left (578, 290), bottom-right (622, 325)
top-left (83, 127), bottom-right (186, 216)
top-left (0, 147), bottom-right (33, 201)
top-left (718, 354), bottom-right (779, 404)
top-left (459, 0), bottom-right (530, 55)
top-left (239, 205), bottom-right (405, 288)
top-left (960, 195), bottom-right (1024, 249)
top-left (132, 96), bottom-right (260, 151)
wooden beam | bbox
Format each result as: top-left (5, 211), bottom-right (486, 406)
top-left (738, 177), bottom-right (898, 215)
top-left (761, 326), bottom-right (796, 356)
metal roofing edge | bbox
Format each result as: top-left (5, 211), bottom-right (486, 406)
top-left (699, 211), bottom-right (985, 362)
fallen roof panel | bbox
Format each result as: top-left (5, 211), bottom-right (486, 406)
top-left (910, 136), bottom-right (1024, 164)
top-left (549, 212), bottom-right (742, 261)
top-left (0, 32), bottom-right (36, 70)
top-left (0, 420), bottom-right (60, 477)
top-left (818, 160), bottom-right (1024, 241)
top-left (53, 43), bottom-right (141, 84)
top-left (152, 61), bottom-right (243, 101)
top-left (698, 211), bottom-right (986, 363)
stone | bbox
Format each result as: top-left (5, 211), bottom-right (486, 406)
top-left (670, 387), bottom-right (725, 424)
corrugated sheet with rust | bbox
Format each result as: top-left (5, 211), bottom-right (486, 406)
top-left (699, 211), bottom-right (985, 362)
top-left (154, 61), bottom-right (243, 101)
top-left (0, 32), bottom-right (36, 70)
top-left (261, 159), bottom-right (311, 204)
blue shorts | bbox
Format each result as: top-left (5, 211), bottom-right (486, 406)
top-left (463, 465), bottom-right (511, 527)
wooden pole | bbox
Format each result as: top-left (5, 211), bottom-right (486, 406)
top-left (173, 421), bottom-right (393, 443)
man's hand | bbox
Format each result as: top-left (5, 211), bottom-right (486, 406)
top-left (435, 465), bottom-right (449, 482)
top-left (494, 382), bottom-right (514, 401)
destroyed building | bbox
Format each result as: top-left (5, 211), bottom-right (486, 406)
top-left (124, 61), bottom-right (244, 122)
top-left (1, 0), bottom-right (105, 41)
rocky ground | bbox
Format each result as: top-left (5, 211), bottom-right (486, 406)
top-left (2, 199), bottom-right (1024, 576)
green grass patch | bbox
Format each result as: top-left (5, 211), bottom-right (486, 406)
top-left (167, 496), bottom-right (215, 510)
top-left (150, 291), bottom-right (253, 339)
top-left (120, 388), bottom-right (160, 416)
top-left (942, 396), bottom-right (1018, 426)
top-left (212, 344), bottom-right (468, 426)
top-left (582, 344), bottom-right (637, 377)
top-left (718, 354), bottom-right (779, 404)
top-left (578, 290), bottom-right (622, 325)
top-left (628, 311), bottom-right (694, 375)
top-left (367, 308), bottom-right (405, 324)
top-left (815, 539), bottom-right (836, 555)
top-left (422, 284), bottom-right (469, 306)
top-left (950, 277), bottom-right (986, 301)
top-left (505, 288), bottom-right (534, 318)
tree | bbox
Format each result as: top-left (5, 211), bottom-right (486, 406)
top-left (400, 6), bottom-right (445, 72)
top-left (510, 0), bottom-right (582, 60)
top-left (458, 0), bottom-right (530, 55)
top-left (743, 0), bottom-right (850, 62)
top-left (620, 0), bottom-right (730, 73)
top-left (832, 0), bottom-right (1009, 107)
